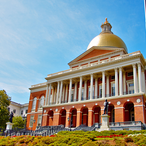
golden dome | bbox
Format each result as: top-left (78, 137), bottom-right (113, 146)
top-left (87, 18), bottom-right (127, 53)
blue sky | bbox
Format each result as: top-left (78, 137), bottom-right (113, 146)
top-left (0, 0), bottom-right (145, 104)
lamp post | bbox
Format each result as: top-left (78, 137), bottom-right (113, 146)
top-left (22, 114), bottom-right (27, 129)
top-left (31, 119), bottom-right (36, 131)
top-left (67, 117), bottom-right (71, 131)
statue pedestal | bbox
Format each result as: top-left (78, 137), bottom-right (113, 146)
top-left (6, 122), bottom-right (13, 130)
top-left (98, 114), bottom-right (110, 131)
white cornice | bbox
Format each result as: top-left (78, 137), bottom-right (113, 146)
top-left (46, 54), bottom-right (141, 83)
top-left (27, 111), bottom-right (43, 115)
top-left (43, 92), bottom-right (145, 108)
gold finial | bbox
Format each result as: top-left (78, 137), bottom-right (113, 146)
top-left (104, 18), bottom-right (108, 24)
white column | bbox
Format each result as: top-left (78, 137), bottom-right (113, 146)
top-left (90, 74), bottom-right (93, 100)
top-left (45, 84), bottom-right (49, 105)
top-left (95, 78), bottom-right (98, 98)
top-left (62, 85), bottom-right (65, 102)
top-left (48, 83), bottom-right (51, 105)
top-left (59, 81), bottom-right (63, 104)
top-left (84, 80), bottom-right (87, 100)
top-left (133, 64), bottom-right (138, 93)
top-left (74, 82), bottom-right (77, 101)
top-left (102, 71), bottom-right (105, 98)
top-left (119, 67), bottom-right (123, 95)
top-left (65, 84), bottom-right (68, 102)
top-left (79, 76), bottom-right (82, 101)
top-left (68, 79), bottom-right (72, 103)
top-left (51, 87), bottom-right (54, 104)
top-left (54, 86), bottom-right (57, 103)
top-left (138, 63), bottom-right (142, 93)
top-left (115, 68), bottom-right (118, 96)
top-left (142, 69), bottom-right (145, 93)
top-left (56, 82), bottom-right (60, 104)
top-left (106, 75), bottom-right (109, 97)
top-left (123, 72), bottom-right (126, 94)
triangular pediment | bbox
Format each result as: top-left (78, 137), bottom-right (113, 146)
top-left (77, 49), bottom-right (114, 61)
top-left (68, 46), bottom-right (126, 67)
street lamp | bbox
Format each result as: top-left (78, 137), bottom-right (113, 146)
top-left (67, 117), bottom-right (71, 131)
top-left (31, 119), bottom-right (36, 131)
top-left (22, 114), bottom-right (27, 129)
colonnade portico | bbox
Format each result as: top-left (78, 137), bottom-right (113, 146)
top-left (27, 19), bottom-right (146, 130)
top-left (45, 63), bottom-right (145, 106)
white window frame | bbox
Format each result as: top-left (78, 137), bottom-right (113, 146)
top-left (88, 86), bottom-right (90, 99)
top-left (127, 80), bottom-right (134, 94)
top-left (71, 89), bottom-right (74, 102)
top-left (111, 81), bottom-right (115, 96)
top-left (81, 88), bottom-right (84, 100)
top-left (99, 84), bottom-right (102, 98)
top-left (37, 115), bottom-right (42, 126)
top-left (32, 97), bottom-right (37, 111)
top-left (88, 86), bottom-right (94, 99)
top-left (29, 115), bottom-right (34, 127)
top-left (38, 96), bottom-right (44, 109)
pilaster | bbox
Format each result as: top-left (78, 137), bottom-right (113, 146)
top-left (102, 71), bottom-right (105, 98)
top-left (90, 74), bottom-right (93, 100)
top-left (79, 76), bottom-right (82, 101)
top-left (133, 64), bottom-right (138, 93)
top-left (115, 68), bottom-right (118, 96)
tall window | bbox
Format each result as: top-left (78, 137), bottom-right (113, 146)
top-left (50, 95), bottom-right (52, 103)
top-left (71, 90), bottom-right (74, 102)
top-left (111, 83), bottom-right (115, 96)
top-left (129, 83), bottom-right (134, 94)
top-left (99, 85), bottom-right (102, 98)
top-left (88, 86), bottom-right (95, 99)
top-left (21, 110), bottom-right (23, 115)
top-left (127, 81), bottom-right (134, 94)
top-left (32, 97), bottom-right (37, 111)
top-left (39, 96), bottom-right (44, 108)
top-left (13, 109), bottom-right (16, 114)
top-left (81, 88), bottom-right (84, 100)
top-left (37, 115), bottom-right (42, 126)
top-left (29, 115), bottom-right (34, 127)
top-left (88, 87), bottom-right (90, 99)
top-left (93, 86), bottom-right (94, 98)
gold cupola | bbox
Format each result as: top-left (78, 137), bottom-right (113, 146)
top-left (87, 18), bottom-right (127, 53)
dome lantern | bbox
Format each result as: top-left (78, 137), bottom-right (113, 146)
top-left (101, 18), bottom-right (112, 34)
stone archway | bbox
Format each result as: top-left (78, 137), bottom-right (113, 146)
top-left (124, 102), bottom-right (135, 121)
top-left (93, 106), bottom-right (101, 124)
top-left (81, 107), bottom-right (88, 126)
top-left (47, 110), bottom-right (53, 126)
top-left (70, 108), bottom-right (77, 127)
top-left (108, 104), bottom-right (115, 122)
top-left (59, 109), bottom-right (66, 126)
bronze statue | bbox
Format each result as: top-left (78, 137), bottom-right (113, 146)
top-left (103, 99), bottom-right (109, 114)
top-left (9, 112), bottom-right (13, 123)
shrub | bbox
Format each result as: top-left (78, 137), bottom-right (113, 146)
top-left (82, 141), bottom-right (99, 146)
top-left (42, 136), bottom-right (54, 144)
top-left (124, 137), bottom-right (133, 142)
top-left (136, 137), bottom-right (146, 146)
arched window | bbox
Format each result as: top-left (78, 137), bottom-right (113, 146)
top-left (39, 96), bottom-right (44, 108)
top-left (32, 97), bottom-right (37, 111)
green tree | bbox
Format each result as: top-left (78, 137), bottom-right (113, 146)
top-left (0, 90), bottom-right (11, 128)
top-left (12, 116), bottom-right (25, 129)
